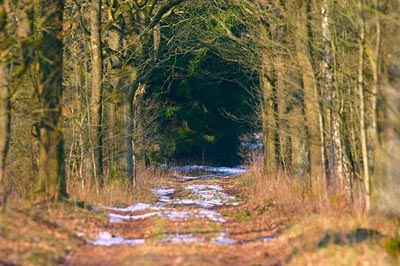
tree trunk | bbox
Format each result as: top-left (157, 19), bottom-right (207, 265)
top-left (321, 0), bottom-right (345, 193)
top-left (0, 61), bottom-right (10, 206)
top-left (260, 59), bottom-right (278, 175)
top-left (90, 0), bottom-right (104, 186)
top-left (124, 98), bottom-right (135, 185)
top-left (34, 0), bottom-right (67, 200)
top-left (305, 0), bottom-right (328, 191)
top-left (0, 1), bottom-right (11, 206)
top-left (357, 0), bottom-right (371, 211)
top-left (368, 0), bottom-right (381, 197)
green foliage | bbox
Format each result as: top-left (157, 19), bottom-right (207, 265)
top-left (150, 48), bottom-right (254, 165)
top-left (384, 237), bottom-right (400, 259)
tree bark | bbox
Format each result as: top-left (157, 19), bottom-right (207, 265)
top-left (305, 0), bottom-right (328, 191)
top-left (90, 0), bottom-right (104, 186)
top-left (124, 98), bottom-right (135, 185)
top-left (357, 0), bottom-right (371, 211)
top-left (34, 0), bottom-right (67, 200)
top-left (368, 0), bottom-right (381, 193)
top-left (106, 0), bottom-right (185, 182)
top-left (321, 0), bottom-right (345, 193)
top-left (260, 57), bottom-right (279, 175)
top-left (0, 0), bottom-right (11, 206)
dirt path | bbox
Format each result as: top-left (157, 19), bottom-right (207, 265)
top-left (66, 167), bottom-right (285, 266)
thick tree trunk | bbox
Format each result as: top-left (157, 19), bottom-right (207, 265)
top-left (34, 0), bottom-right (67, 200)
top-left (0, 62), bottom-right (10, 206)
top-left (305, 1), bottom-right (328, 191)
top-left (0, 1), bottom-right (11, 205)
top-left (260, 61), bottom-right (279, 175)
top-left (125, 83), bottom-right (147, 186)
top-left (106, 0), bottom-right (185, 183)
top-left (321, 0), bottom-right (345, 193)
top-left (90, 0), bottom-right (104, 186)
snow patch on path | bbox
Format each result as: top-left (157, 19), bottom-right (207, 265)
top-left (108, 208), bottom-right (225, 223)
top-left (90, 231), bottom-right (145, 246)
top-left (105, 202), bottom-right (162, 213)
top-left (157, 184), bottom-right (240, 208)
top-left (173, 165), bottom-right (246, 177)
top-left (89, 165), bottom-right (252, 246)
top-left (211, 232), bottom-right (237, 245)
top-left (161, 233), bottom-right (204, 244)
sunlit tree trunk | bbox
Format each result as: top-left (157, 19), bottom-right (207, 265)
top-left (34, 0), bottom-right (67, 200)
top-left (90, 0), bottom-right (104, 186)
top-left (357, 0), bottom-right (371, 211)
top-left (321, 0), bottom-right (345, 193)
top-left (367, 0), bottom-right (381, 191)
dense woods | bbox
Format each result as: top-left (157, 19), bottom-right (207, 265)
top-left (1, 1), bottom-right (400, 265)
top-left (0, 0), bottom-right (399, 214)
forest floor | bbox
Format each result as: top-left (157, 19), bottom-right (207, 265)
top-left (0, 167), bottom-right (399, 266)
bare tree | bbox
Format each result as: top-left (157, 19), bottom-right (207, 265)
top-left (33, 0), bottom-right (67, 200)
top-left (0, 0), bottom-right (11, 206)
top-left (90, 0), bottom-right (104, 186)
top-left (321, 0), bottom-right (348, 193)
top-left (106, 0), bottom-right (186, 184)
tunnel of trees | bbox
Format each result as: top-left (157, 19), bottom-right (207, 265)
top-left (150, 49), bottom-right (255, 166)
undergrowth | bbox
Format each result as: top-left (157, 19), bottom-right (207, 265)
top-left (0, 168), bottom-right (167, 266)
top-left (67, 167), bottom-right (166, 206)
top-left (241, 159), bottom-right (400, 265)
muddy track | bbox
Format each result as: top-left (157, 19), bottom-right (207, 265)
top-left (66, 167), bottom-right (284, 266)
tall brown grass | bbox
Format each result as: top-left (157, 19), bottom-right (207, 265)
top-left (242, 158), bottom-right (361, 218)
top-left (67, 167), bottom-right (168, 207)
top-left (242, 157), bottom-right (400, 265)
top-left (3, 167), bottom-right (168, 210)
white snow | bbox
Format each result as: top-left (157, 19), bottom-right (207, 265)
top-left (162, 233), bottom-right (204, 244)
top-left (196, 209), bottom-right (226, 223)
top-left (108, 212), bottom-right (158, 223)
top-left (152, 187), bottom-right (175, 197)
top-left (108, 208), bottom-right (225, 223)
top-left (151, 184), bottom-right (238, 208)
top-left (90, 231), bottom-right (145, 246)
top-left (261, 236), bottom-right (274, 242)
top-left (178, 174), bottom-right (217, 181)
top-left (87, 165), bottom-right (254, 247)
top-left (211, 232), bottom-right (237, 245)
top-left (172, 165), bottom-right (246, 177)
top-left (105, 202), bottom-right (161, 213)
top-left (158, 184), bottom-right (239, 208)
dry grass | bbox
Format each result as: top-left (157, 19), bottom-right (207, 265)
top-left (0, 168), bottom-right (168, 265)
top-left (66, 168), bottom-right (167, 207)
top-left (241, 159), bottom-right (400, 266)
top-left (0, 201), bottom-right (107, 266)
top-left (4, 165), bottom-right (168, 209)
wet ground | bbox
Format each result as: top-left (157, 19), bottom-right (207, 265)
top-left (67, 166), bottom-right (283, 266)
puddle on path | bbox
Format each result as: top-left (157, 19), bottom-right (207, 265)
top-left (88, 166), bottom-right (274, 247)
